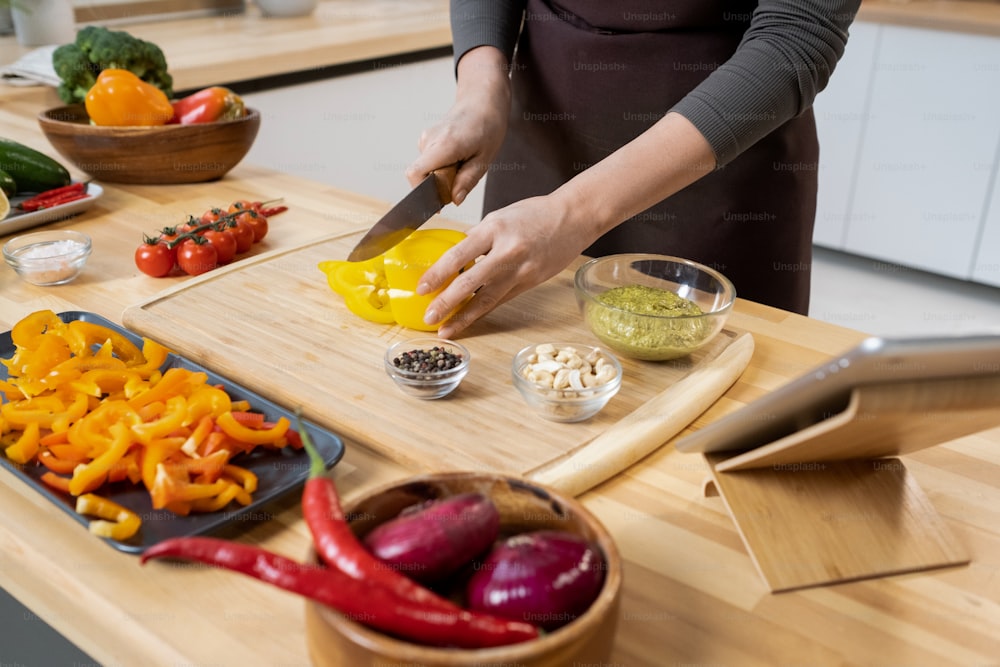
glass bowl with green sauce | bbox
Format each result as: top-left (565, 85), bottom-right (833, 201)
top-left (574, 254), bottom-right (735, 361)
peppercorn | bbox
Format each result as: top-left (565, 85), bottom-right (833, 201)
top-left (393, 347), bottom-right (464, 373)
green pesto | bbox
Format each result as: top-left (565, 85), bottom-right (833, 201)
top-left (595, 285), bottom-right (704, 317)
top-left (588, 284), bottom-right (711, 360)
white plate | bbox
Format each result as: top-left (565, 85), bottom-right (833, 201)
top-left (1, 183), bottom-right (104, 236)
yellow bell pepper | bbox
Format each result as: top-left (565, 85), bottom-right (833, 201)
top-left (75, 493), bottom-right (141, 541)
top-left (130, 394), bottom-right (188, 445)
top-left (4, 421), bottom-right (40, 465)
top-left (85, 69), bottom-right (175, 127)
top-left (65, 319), bottom-right (144, 366)
top-left (69, 421), bottom-right (132, 496)
top-left (216, 412), bottom-right (290, 445)
top-left (319, 229), bottom-right (468, 330)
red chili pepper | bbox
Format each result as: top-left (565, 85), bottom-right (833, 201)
top-left (20, 192), bottom-right (91, 212)
top-left (140, 536), bottom-right (538, 648)
top-left (295, 412), bottom-right (456, 611)
top-left (19, 182), bottom-right (88, 211)
top-left (259, 205), bottom-right (287, 217)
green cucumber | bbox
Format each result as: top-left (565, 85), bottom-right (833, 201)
top-left (0, 138), bottom-right (72, 194)
top-left (0, 168), bottom-right (16, 198)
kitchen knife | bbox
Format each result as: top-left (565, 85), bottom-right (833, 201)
top-left (347, 165), bottom-right (457, 262)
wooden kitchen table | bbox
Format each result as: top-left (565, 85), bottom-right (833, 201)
top-left (2, 19), bottom-right (1000, 667)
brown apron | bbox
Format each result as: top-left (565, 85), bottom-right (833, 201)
top-left (482, 0), bottom-right (819, 314)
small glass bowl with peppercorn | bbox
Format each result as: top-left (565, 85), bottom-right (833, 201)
top-left (512, 343), bottom-right (623, 422)
top-left (384, 338), bottom-right (471, 400)
top-left (574, 254), bottom-right (735, 361)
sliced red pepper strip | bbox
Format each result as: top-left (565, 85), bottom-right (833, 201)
top-left (20, 192), bottom-right (90, 212)
top-left (229, 411), bottom-right (265, 429)
top-left (18, 182), bottom-right (86, 208)
top-left (140, 537), bottom-right (538, 649)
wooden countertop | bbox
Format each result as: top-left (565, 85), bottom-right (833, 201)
top-left (858, 0), bottom-right (1000, 37)
top-left (0, 0), bottom-right (451, 96)
top-left (1, 4), bottom-right (1000, 666)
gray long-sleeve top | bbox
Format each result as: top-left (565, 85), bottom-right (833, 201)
top-left (450, 0), bottom-right (860, 166)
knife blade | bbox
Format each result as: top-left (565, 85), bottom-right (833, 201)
top-left (347, 165), bottom-right (456, 262)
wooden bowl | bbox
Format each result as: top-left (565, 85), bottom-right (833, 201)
top-left (305, 471), bottom-right (623, 667)
top-left (37, 105), bottom-right (261, 185)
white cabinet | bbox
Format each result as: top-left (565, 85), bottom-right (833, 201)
top-left (974, 168), bottom-right (1000, 288)
top-left (812, 21), bottom-right (879, 248)
top-left (844, 25), bottom-right (1000, 279)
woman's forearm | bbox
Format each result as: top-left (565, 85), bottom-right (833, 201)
top-left (554, 112), bottom-right (717, 241)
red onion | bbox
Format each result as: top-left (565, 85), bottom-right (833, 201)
top-left (362, 492), bottom-right (500, 582)
top-left (465, 530), bottom-right (606, 631)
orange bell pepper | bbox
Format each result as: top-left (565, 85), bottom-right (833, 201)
top-left (85, 69), bottom-right (174, 127)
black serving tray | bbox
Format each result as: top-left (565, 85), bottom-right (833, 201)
top-left (0, 310), bottom-right (345, 554)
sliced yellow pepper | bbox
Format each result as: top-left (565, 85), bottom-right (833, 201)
top-left (130, 394), bottom-right (187, 445)
top-left (69, 422), bottom-right (132, 496)
top-left (319, 228), bottom-right (468, 330)
top-left (4, 421), bottom-right (40, 465)
top-left (216, 412), bottom-right (290, 445)
top-left (65, 319), bottom-right (144, 366)
top-left (75, 493), bottom-right (141, 541)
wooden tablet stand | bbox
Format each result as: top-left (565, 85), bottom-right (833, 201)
top-left (702, 373), bottom-right (1000, 592)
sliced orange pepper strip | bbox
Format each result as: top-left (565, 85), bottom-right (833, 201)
top-left (140, 437), bottom-right (185, 490)
top-left (38, 449), bottom-right (80, 475)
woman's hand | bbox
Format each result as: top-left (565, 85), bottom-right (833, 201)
top-left (419, 192), bottom-right (602, 338)
top-left (406, 46), bottom-right (512, 205)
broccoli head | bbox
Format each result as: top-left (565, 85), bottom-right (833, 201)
top-left (52, 25), bottom-right (174, 104)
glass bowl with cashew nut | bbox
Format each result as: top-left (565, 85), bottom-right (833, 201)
top-left (511, 342), bottom-right (623, 422)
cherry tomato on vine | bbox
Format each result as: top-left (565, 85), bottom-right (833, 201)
top-left (228, 199), bottom-right (262, 215)
top-left (227, 217), bottom-right (256, 253)
top-left (200, 207), bottom-right (226, 225)
top-left (176, 237), bottom-right (218, 276)
top-left (201, 228), bottom-right (237, 265)
top-left (237, 210), bottom-right (268, 243)
top-left (134, 238), bottom-right (176, 277)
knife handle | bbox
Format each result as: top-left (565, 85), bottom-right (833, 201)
top-left (432, 164), bottom-right (458, 206)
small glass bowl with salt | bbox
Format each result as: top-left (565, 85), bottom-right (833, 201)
top-left (3, 229), bottom-right (92, 286)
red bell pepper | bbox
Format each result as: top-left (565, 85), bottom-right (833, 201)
top-left (169, 86), bottom-right (246, 124)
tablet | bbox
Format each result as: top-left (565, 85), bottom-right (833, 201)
top-left (674, 333), bottom-right (1000, 454)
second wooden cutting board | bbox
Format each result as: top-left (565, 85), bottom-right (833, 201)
top-left (122, 229), bottom-right (753, 494)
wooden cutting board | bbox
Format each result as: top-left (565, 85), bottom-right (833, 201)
top-left (122, 229), bottom-right (754, 495)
